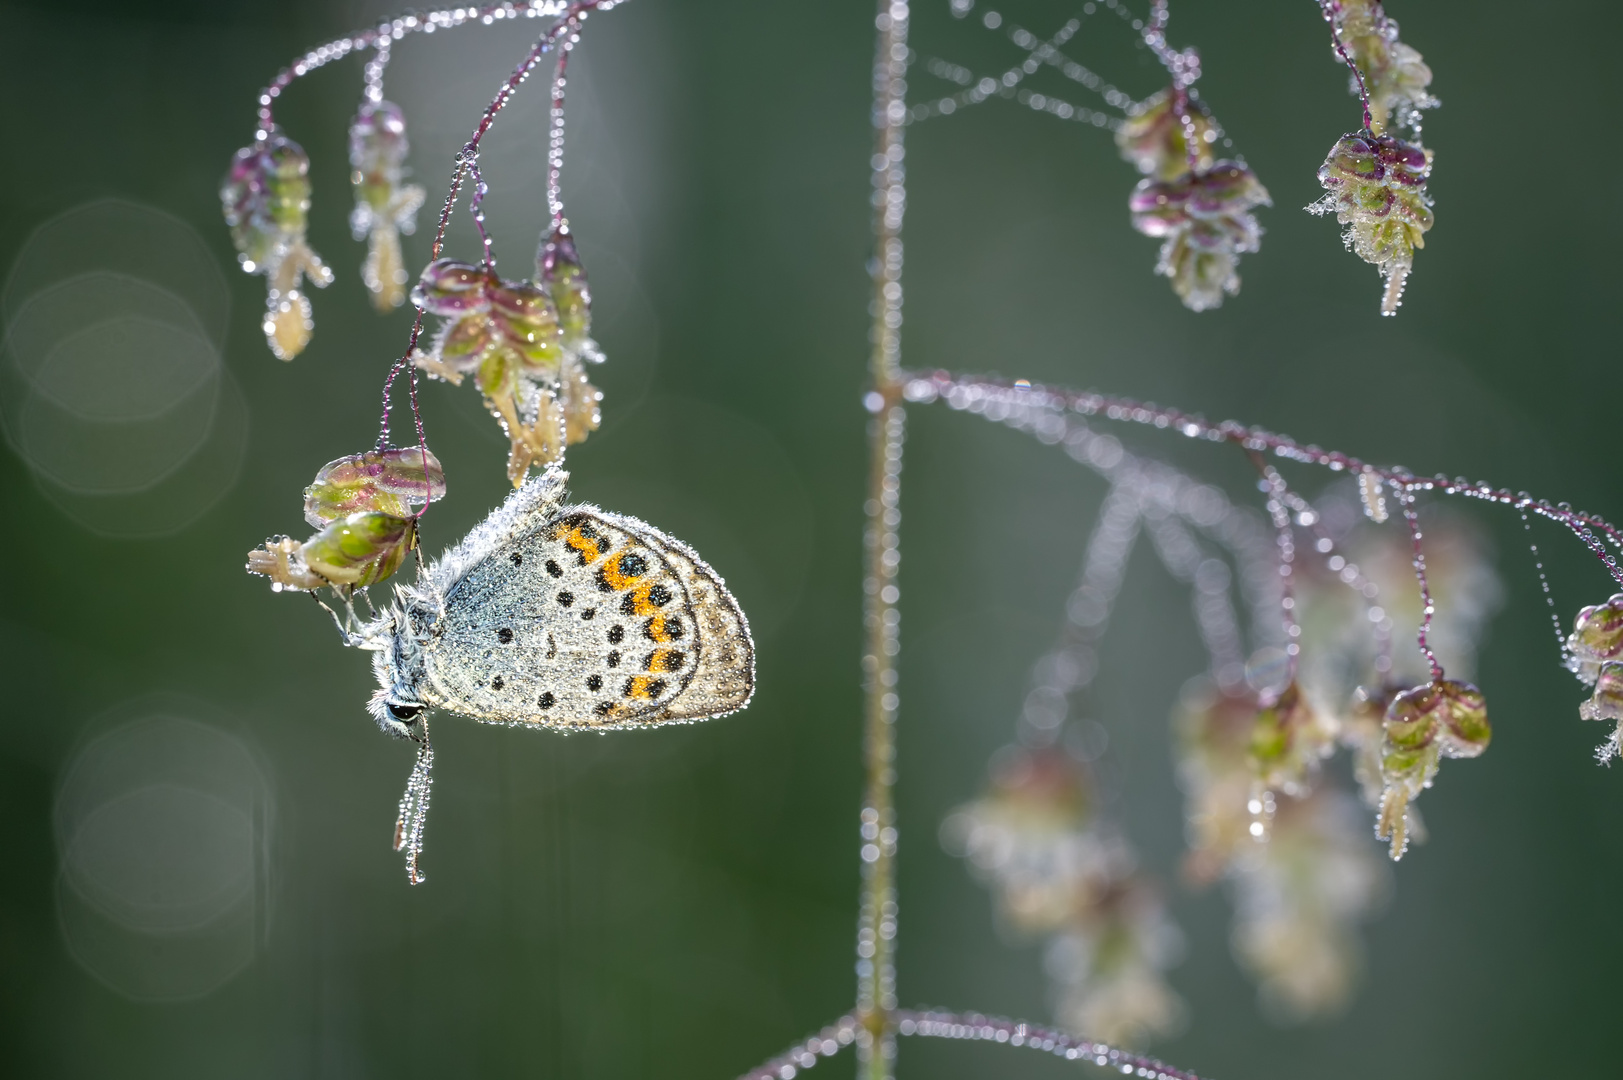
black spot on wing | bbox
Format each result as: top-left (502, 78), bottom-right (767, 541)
top-left (644, 617), bottom-right (685, 641)
top-left (651, 650), bottom-right (686, 672)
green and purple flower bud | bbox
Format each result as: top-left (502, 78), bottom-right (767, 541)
top-left (1247, 680), bottom-right (1335, 795)
top-left (410, 257), bottom-right (596, 487)
top-left (488, 281), bottom-right (564, 369)
top-left (1376, 678), bottom-right (1488, 859)
top-left (350, 101), bottom-right (426, 311)
top-left (1567, 594), bottom-right (1623, 683)
top-left (410, 260), bottom-right (563, 376)
top-left (1579, 660), bottom-right (1623, 764)
top-left (299, 511), bottom-right (417, 589)
top-left (303, 447), bottom-right (446, 527)
top-left (248, 447), bottom-right (443, 594)
top-left (1115, 88), bottom-right (1217, 181)
top-left (1324, 1), bottom-right (1437, 138)
top-left (221, 132), bottom-right (333, 359)
top-left (222, 134), bottom-right (313, 269)
top-left (1309, 132), bottom-right (1434, 316)
top-left (1130, 162), bottom-right (1270, 312)
top-left (539, 226), bottom-right (594, 347)
top-left (1580, 661), bottom-right (1623, 723)
top-left (246, 512), bottom-right (416, 593)
top-left (411, 258), bottom-right (493, 315)
top-left (350, 101), bottom-right (410, 211)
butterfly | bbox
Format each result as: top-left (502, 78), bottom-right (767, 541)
top-left (356, 467), bottom-right (754, 879)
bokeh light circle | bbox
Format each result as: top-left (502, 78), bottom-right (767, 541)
top-left (54, 711), bottom-right (273, 1002)
top-left (0, 202), bottom-right (246, 535)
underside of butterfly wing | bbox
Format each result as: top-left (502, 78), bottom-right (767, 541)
top-left (421, 505), bottom-right (752, 730)
top-left (597, 509), bottom-right (754, 721)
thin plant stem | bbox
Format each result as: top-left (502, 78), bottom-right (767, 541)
top-left (1272, 478), bottom-right (1395, 678)
top-left (1318, 0), bottom-right (1373, 131)
top-left (1141, 0), bottom-right (1204, 171)
top-left (859, 1), bottom-right (909, 1076)
top-left (732, 1015), bottom-right (859, 1080)
top-left (363, 34), bottom-right (390, 104)
top-left (1521, 506), bottom-right (1574, 669)
top-left (255, 2), bottom-right (577, 136)
top-left (894, 1009), bottom-right (1205, 1080)
top-left (903, 370), bottom-right (1623, 589)
top-left (546, 34), bottom-right (576, 229)
top-left (465, 161), bottom-right (497, 271)
top-left (370, 0), bottom-right (621, 480)
top-left (1397, 483), bottom-right (1445, 680)
top-left (1251, 454), bottom-right (1302, 686)
top-left (732, 1010), bottom-right (1204, 1080)
top-left (1142, 0), bottom-right (1192, 86)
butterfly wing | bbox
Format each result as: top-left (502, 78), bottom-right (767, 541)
top-left (597, 509), bottom-right (754, 720)
top-left (421, 505), bottom-right (753, 729)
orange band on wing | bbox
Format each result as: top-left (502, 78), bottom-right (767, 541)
top-left (646, 648), bottom-right (686, 673)
top-left (598, 551), bottom-right (646, 591)
top-left (623, 675), bottom-right (669, 701)
top-left (558, 520), bottom-right (610, 563)
top-left (643, 613), bottom-right (680, 642)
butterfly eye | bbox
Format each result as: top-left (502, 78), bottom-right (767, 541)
top-left (388, 701), bottom-right (424, 722)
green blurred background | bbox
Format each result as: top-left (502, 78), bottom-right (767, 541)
top-left (1, 0), bottom-right (1620, 1077)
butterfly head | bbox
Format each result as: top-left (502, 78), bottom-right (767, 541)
top-left (365, 647), bottom-right (423, 738)
top-left (369, 694), bottom-right (425, 738)
top-left (364, 601), bottom-right (432, 738)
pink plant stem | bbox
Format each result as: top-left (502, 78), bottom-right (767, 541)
top-left (1140, 1), bottom-right (1204, 171)
top-left (903, 371), bottom-right (1623, 589)
top-left (1141, 0), bottom-right (1180, 81)
top-left (254, 2), bottom-right (577, 137)
top-left (1396, 481), bottom-right (1444, 680)
top-left (1318, 0), bottom-right (1374, 131)
top-left (368, 0), bottom-right (619, 480)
